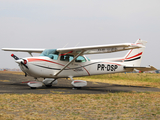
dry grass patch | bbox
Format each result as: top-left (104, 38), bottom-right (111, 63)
top-left (0, 93), bottom-right (160, 119)
top-left (0, 71), bottom-right (24, 75)
top-left (0, 80), bottom-right (10, 82)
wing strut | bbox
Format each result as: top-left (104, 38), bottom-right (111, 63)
top-left (54, 50), bottom-right (85, 77)
top-left (28, 52), bottom-right (33, 57)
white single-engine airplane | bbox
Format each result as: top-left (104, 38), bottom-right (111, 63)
top-left (2, 39), bottom-right (156, 89)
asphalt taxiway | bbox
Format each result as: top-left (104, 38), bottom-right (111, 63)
top-left (0, 72), bottom-right (160, 94)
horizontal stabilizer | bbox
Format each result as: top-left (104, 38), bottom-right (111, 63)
top-left (124, 66), bottom-right (157, 72)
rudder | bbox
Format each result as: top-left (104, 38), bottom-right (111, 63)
top-left (123, 39), bottom-right (147, 66)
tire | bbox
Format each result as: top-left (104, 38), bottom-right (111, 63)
top-left (30, 87), bottom-right (37, 89)
top-left (45, 85), bottom-right (52, 88)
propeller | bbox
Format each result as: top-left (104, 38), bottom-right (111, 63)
top-left (11, 54), bottom-right (19, 60)
top-left (11, 54), bottom-right (29, 69)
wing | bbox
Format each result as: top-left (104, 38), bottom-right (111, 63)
top-left (2, 42), bottom-right (143, 55)
top-left (2, 48), bottom-right (44, 53)
top-left (57, 43), bottom-right (143, 55)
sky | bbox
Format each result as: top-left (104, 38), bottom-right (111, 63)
top-left (0, 0), bottom-right (160, 69)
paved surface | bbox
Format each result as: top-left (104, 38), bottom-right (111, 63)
top-left (0, 72), bottom-right (160, 94)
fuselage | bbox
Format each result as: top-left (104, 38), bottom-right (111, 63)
top-left (19, 56), bottom-right (132, 79)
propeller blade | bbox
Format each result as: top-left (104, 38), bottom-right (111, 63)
top-left (11, 54), bottom-right (19, 60)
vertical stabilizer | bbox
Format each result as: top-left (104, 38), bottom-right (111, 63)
top-left (123, 39), bottom-right (147, 66)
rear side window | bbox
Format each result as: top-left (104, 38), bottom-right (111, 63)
top-left (60, 55), bottom-right (74, 62)
top-left (75, 56), bottom-right (86, 62)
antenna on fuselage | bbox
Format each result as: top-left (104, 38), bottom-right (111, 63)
top-left (63, 43), bottom-right (68, 48)
top-left (75, 42), bottom-right (80, 47)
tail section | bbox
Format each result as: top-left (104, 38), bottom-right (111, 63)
top-left (123, 39), bottom-right (147, 66)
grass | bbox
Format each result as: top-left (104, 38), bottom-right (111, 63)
top-left (75, 73), bottom-right (160, 88)
top-left (0, 71), bottom-right (160, 119)
top-left (0, 93), bottom-right (160, 119)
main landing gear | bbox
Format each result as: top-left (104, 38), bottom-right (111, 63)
top-left (27, 77), bottom-right (87, 89)
top-left (27, 78), bottom-right (58, 89)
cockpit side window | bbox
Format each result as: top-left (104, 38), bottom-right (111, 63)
top-left (60, 55), bottom-right (74, 62)
top-left (40, 49), bottom-right (59, 60)
top-left (75, 56), bottom-right (86, 62)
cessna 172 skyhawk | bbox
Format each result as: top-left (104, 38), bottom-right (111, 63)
top-left (2, 39), bottom-right (156, 89)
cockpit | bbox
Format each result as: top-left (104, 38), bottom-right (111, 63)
top-left (40, 49), bottom-right (90, 62)
top-left (40, 49), bottom-right (59, 60)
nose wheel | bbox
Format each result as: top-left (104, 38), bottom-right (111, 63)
top-left (27, 78), bottom-right (43, 89)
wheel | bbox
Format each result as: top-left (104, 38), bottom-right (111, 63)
top-left (76, 87), bottom-right (82, 89)
top-left (45, 85), bottom-right (52, 88)
top-left (72, 87), bottom-right (82, 89)
top-left (30, 87), bottom-right (37, 89)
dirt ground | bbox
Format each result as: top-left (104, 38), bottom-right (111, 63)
top-left (0, 71), bottom-right (160, 94)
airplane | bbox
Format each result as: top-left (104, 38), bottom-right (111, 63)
top-left (2, 39), bottom-right (157, 89)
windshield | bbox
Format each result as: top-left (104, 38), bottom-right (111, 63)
top-left (86, 57), bottom-right (90, 61)
top-left (40, 49), bottom-right (59, 60)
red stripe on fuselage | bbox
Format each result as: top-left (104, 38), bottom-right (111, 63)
top-left (125, 52), bottom-right (142, 60)
top-left (125, 49), bottom-right (133, 59)
top-left (117, 52), bottom-right (142, 61)
top-left (83, 67), bottom-right (90, 76)
top-left (79, 65), bottom-right (90, 76)
top-left (27, 58), bottom-right (65, 67)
